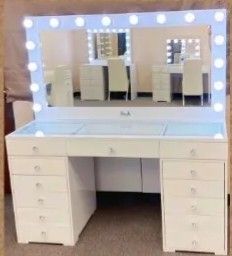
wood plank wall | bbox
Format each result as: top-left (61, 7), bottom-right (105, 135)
top-left (1, 0), bottom-right (231, 255)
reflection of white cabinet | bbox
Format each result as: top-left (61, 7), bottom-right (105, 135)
top-left (80, 65), bottom-right (106, 100)
top-left (152, 68), bottom-right (171, 102)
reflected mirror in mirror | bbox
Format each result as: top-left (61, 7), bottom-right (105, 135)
top-left (40, 25), bottom-right (211, 108)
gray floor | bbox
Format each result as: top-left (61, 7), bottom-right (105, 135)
top-left (5, 194), bottom-right (214, 256)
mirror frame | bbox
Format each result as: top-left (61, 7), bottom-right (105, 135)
top-left (24, 9), bottom-right (226, 122)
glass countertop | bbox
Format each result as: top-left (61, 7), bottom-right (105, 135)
top-left (11, 120), bottom-right (226, 139)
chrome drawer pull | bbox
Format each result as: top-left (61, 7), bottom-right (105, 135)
top-left (34, 165), bottom-right (41, 172)
top-left (192, 240), bottom-right (197, 247)
top-left (191, 205), bottom-right (197, 212)
top-left (191, 222), bottom-right (197, 229)
top-left (109, 147), bottom-right (114, 154)
top-left (190, 170), bottom-right (197, 177)
top-left (190, 149), bottom-right (196, 157)
top-left (41, 231), bottom-right (46, 237)
top-left (36, 183), bottom-right (42, 188)
top-left (190, 187), bottom-right (196, 195)
top-left (38, 198), bottom-right (44, 205)
top-left (32, 146), bottom-right (39, 153)
top-left (39, 216), bottom-right (46, 222)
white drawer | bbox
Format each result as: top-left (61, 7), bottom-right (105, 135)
top-left (153, 91), bottom-right (171, 102)
top-left (17, 208), bottom-right (71, 225)
top-left (13, 176), bottom-right (67, 193)
top-left (67, 138), bottom-right (159, 158)
top-left (17, 224), bottom-right (72, 245)
top-left (160, 141), bottom-right (227, 160)
top-left (165, 215), bottom-right (224, 253)
top-left (162, 160), bottom-right (224, 181)
top-left (163, 180), bottom-right (224, 198)
top-left (164, 196), bottom-right (224, 216)
top-left (9, 157), bottom-right (67, 176)
top-left (14, 191), bottom-right (69, 209)
top-left (6, 138), bottom-right (66, 156)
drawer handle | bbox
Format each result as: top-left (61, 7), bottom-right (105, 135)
top-left (39, 216), bottom-right (46, 222)
top-left (36, 183), bottom-right (42, 189)
top-left (192, 240), bottom-right (197, 247)
top-left (38, 198), bottom-right (44, 205)
top-left (190, 170), bottom-right (197, 177)
top-left (190, 149), bottom-right (196, 157)
top-left (34, 165), bottom-right (41, 172)
top-left (109, 147), bottom-right (115, 154)
top-left (32, 146), bottom-right (39, 153)
top-left (41, 231), bottom-right (46, 237)
top-left (191, 222), bottom-right (197, 229)
top-left (190, 187), bottom-right (197, 195)
top-left (191, 205), bottom-right (197, 212)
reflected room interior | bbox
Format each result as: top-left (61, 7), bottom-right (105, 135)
top-left (40, 25), bottom-right (211, 107)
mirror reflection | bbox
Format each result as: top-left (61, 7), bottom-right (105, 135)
top-left (40, 25), bottom-right (211, 107)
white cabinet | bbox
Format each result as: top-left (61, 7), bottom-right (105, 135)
top-left (161, 155), bottom-right (227, 255)
top-left (152, 68), bottom-right (171, 102)
top-left (80, 65), bottom-right (106, 100)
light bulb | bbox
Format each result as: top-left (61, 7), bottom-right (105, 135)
top-left (75, 17), bottom-right (85, 27)
top-left (167, 58), bottom-right (172, 63)
top-left (185, 12), bottom-right (195, 23)
top-left (188, 39), bottom-right (193, 43)
top-left (213, 103), bottom-right (223, 112)
top-left (30, 83), bottom-right (39, 92)
top-left (129, 15), bottom-right (139, 25)
top-left (49, 18), bottom-right (60, 28)
top-left (214, 133), bottom-right (224, 139)
top-left (214, 58), bottom-right (224, 68)
top-left (214, 81), bottom-right (224, 91)
top-left (126, 57), bottom-right (131, 62)
top-left (156, 14), bottom-right (166, 24)
top-left (23, 18), bottom-right (33, 28)
top-left (28, 62), bottom-right (38, 72)
top-left (35, 131), bottom-right (45, 137)
top-left (181, 39), bottom-right (186, 44)
top-left (167, 45), bottom-right (171, 51)
top-left (167, 52), bottom-right (172, 57)
top-left (195, 52), bottom-right (200, 57)
top-left (214, 11), bottom-right (225, 22)
top-left (32, 103), bottom-right (42, 113)
top-left (214, 35), bottom-right (225, 45)
top-left (101, 16), bottom-right (111, 26)
top-left (25, 41), bottom-right (36, 50)
top-left (166, 39), bottom-right (171, 44)
top-left (174, 39), bottom-right (178, 44)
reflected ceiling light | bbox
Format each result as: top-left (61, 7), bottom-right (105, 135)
top-left (166, 45), bottom-right (171, 51)
top-left (214, 11), bottom-right (225, 22)
top-left (35, 131), bottom-right (45, 137)
top-left (214, 58), bottom-right (224, 68)
top-left (214, 35), bottom-right (225, 45)
top-left (28, 62), bottom-right (38, 72)
top-left (185, 12), bottom-right (195, 23)
top-left (49, 18), bottom-right (60, 28)
top-left (32, 103), bottom-right (42, 113)
top-left (214, 81), bottom-right (224, 91)
top-left (25, 41), bottom-right (36, 50)
top-left (23, 18), bottom-right (33, 28)
top-left (188, 39), bottom-right (193, 43)
top-left (101, 16), bottom-right (111, 26)
top-left (156, 14), bottom-right (166, 24)
top-left (213, 103), bottom-right (223, 112)
top-left (75, 17), bottom-right (85, 27)
top-left (30, 83), bottom-right (39, 92)
top-left (129, 15), bottom-right (139, 25)
top-left (214, 133), bottom-right (224, 139)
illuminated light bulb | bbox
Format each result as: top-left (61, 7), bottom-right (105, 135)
top-left (129, 15), bottom-right (139, 25)
top-left (75, 17), bottom-right (85, 27)
top-left (213, 103), bottom-right (223, 112)
top-left (112, 29), bottom-right (117, 33)
top-left (118, 28), bottom-right (124, 33)
top-left (87, 35), bottom-right (92, 41)
top-left (214, 81), bottom-right (224, 91)
top-left (156, 14), bottom-right (166, 24)
top-left (214, 58), bottom-right (224, 68)
top-left (32, 103), bottom-right (42, 113)
top-left (23, 18), bottom-right (33, 28)
top-left (88, 50), bottom-right (93, 55)
top-left (214, 11), bottom-right (225, 22)
top-left (87, 29), bottom-right (92, 33)
top-left (167, 52), bottom-right (172, 57)
top-left (167, 58), bottom-right (172, 63)
top-left (125, 29), bottom-right (129, 33)
top-left (28, 62), bottom-right (38, 72)
top-left (181, 39), bottom-right (186, 44)
top-left (126, 57), bottom-right (131, 62)
top-left (214, 35), bottom-right (225, 45)
top-left (214, 133), bottom-right (224, 139)
top-left (167, 45), bottom-right (171, 51)
top-left (185, 12), bottom-right (195, 23)
top-left (188, 39), bottom-right (193, 43)
top-left (35, 131), bottom-right (45, 137)
top-left (174, 39), bottom-right (178, 43)
top-left (195, 52), bottom-right (200, 57)
top-left (89, 57), bottom-right (93, 62)
top-left (166, 39), bottom-right (171, 44)
top-left (30, 83), bottom-right (39, 92)
top-left (49, 18), bottom-right (60, 28)
top-left (101, 16), bottom-right (111, 26)
top-left (25, 41), bottom-right (36, 50)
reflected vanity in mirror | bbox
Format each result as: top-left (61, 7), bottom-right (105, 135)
top-left (40, 25), bottom-right (211, 107)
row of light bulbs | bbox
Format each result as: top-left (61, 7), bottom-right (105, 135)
top-left (23, 11), bottom-right (225, 30)
top-left (23, 11), bottom-right (226, 116)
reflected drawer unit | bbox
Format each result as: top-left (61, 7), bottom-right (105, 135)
top-left (161, 158), bottom-right (227, 255)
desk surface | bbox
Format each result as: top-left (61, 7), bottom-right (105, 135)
top-left (9, 120), bottom-right (226, 140)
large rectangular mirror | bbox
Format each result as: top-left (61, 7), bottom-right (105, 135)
top-left (40, 25), bottom-right (211, 107)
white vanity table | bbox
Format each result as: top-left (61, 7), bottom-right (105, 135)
top-left (6, 9), bottom-right (228, 256)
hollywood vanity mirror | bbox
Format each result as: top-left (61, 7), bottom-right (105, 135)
top-left (6, 9), bottom-right (228, 255)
